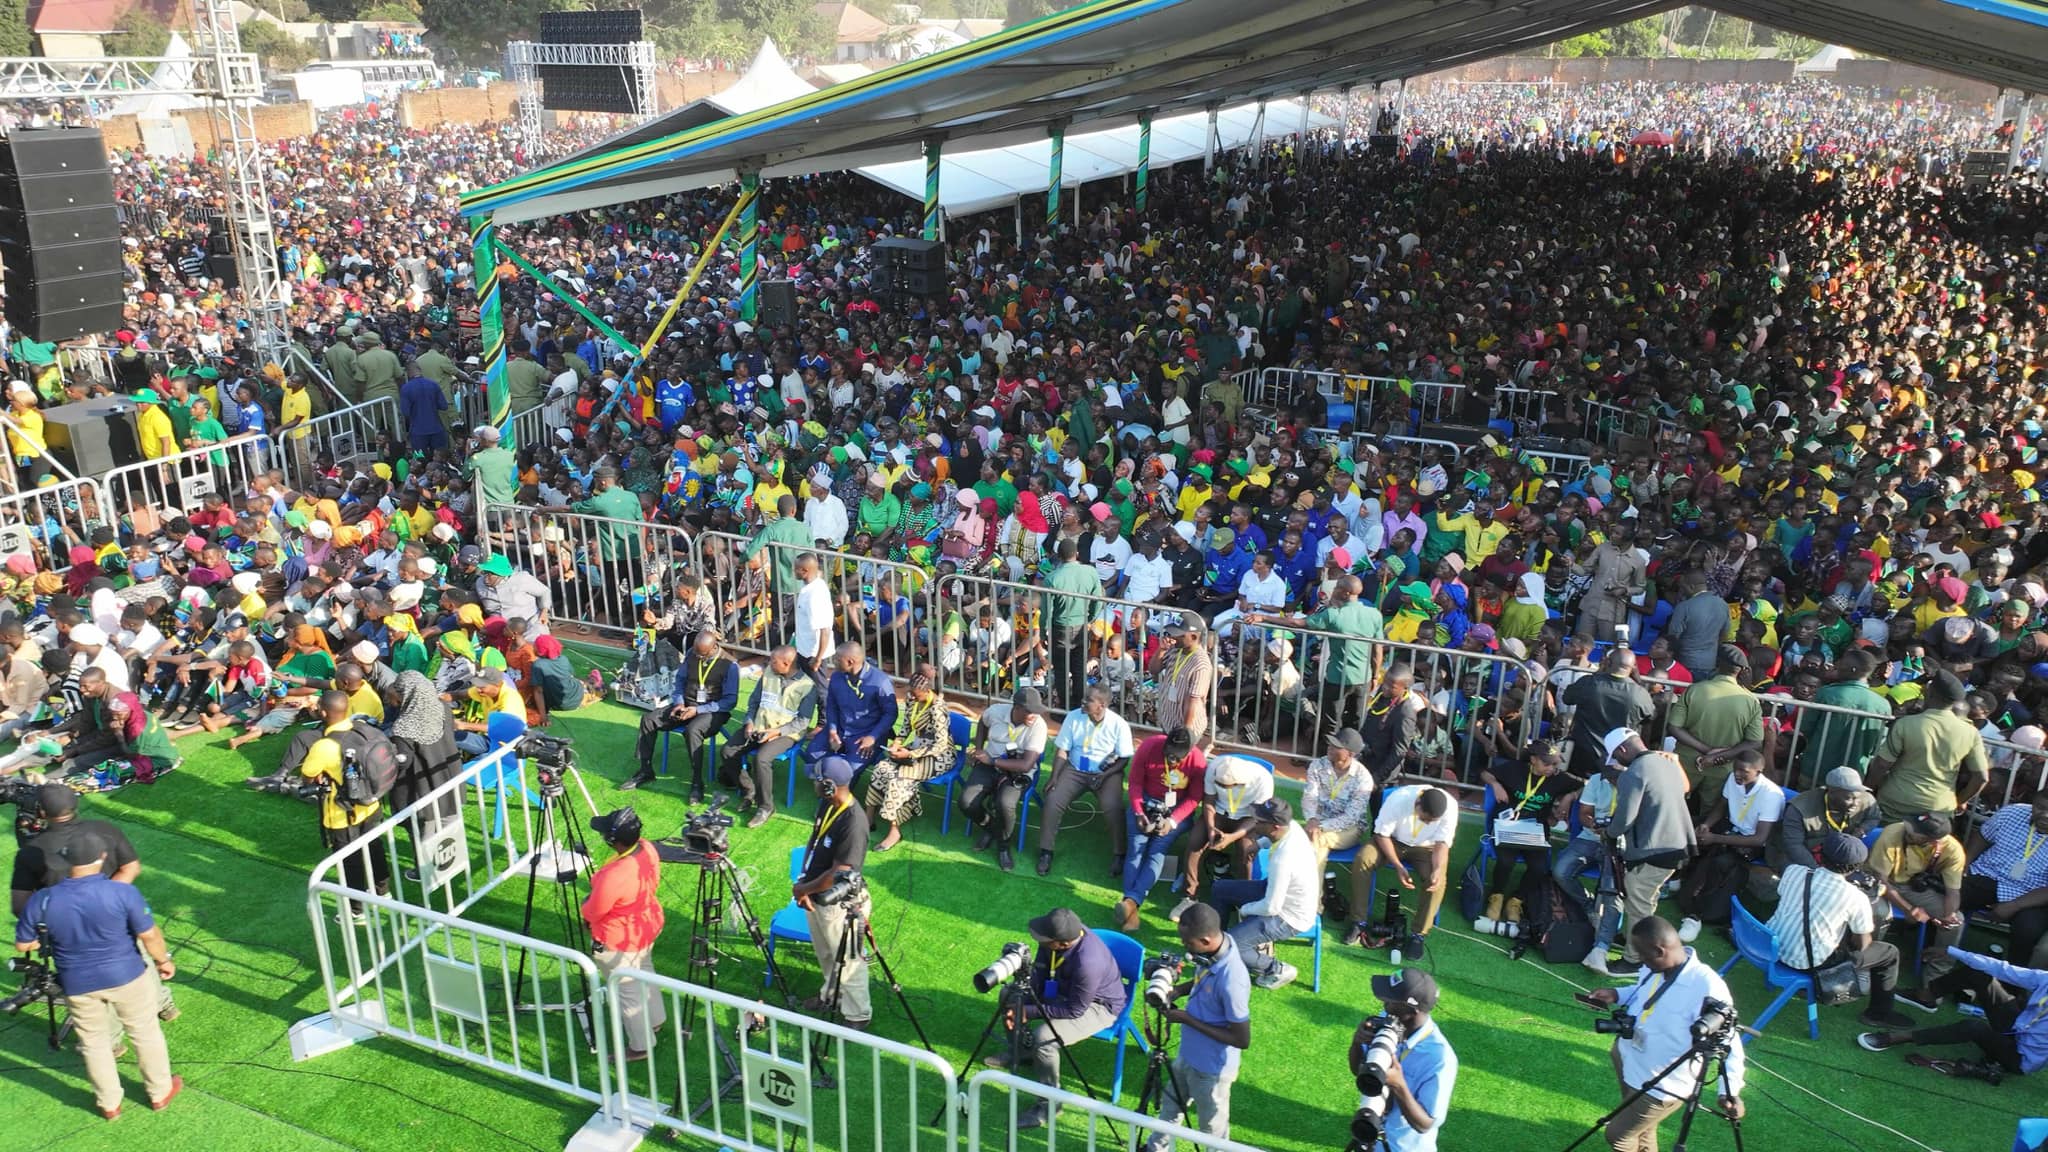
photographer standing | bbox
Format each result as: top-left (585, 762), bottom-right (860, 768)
top-left (1143, 902), bottom-right (1249, 1151)
top-left (1598, 729), bottom-right (1694, 974)
top-left (296, 689), bottom-right (390, 919)
top-left (1355, 970), bottom-right (1458, 1152)
top-left (1582, 917), bottom-right (1745, 1152)
top-left (15, 829), bottom-right (183, 1119)
top-left (991, 907), bottom-right (1128, 1128)
top-left (796, 756), bottom-right (872, 1029)
top-left (582, 807), bottom-right (666, 1060)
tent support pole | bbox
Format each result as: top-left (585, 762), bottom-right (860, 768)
top-left (1252, 99), bottom-right (1266, 168)
top-left (1204, 102), bottom-right (1219, 173)
top-left (1298, 90), bottom-right (1310, 153)
top-left (1014, 198), bottom-right (1024, 249)
top-left (491, 240), bottom-right (637, 354)
top-left (468, 213), bottom-right (511, 444)
top-left (1136, 112), bottom-right (1152, 215)
top-left (738, 169), bottom-right (760, 322)
top-left (922, 136), bottom-right (943, 241)
top-left (1047, 121), bottom-right (1065, 234)
top-left (637, 189), bottom-right (752, 361)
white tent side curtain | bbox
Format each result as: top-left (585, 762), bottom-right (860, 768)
top-left (856, 98), bottom-right (1336, 218)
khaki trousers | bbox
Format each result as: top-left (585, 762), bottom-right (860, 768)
top-left (807, 891), bottom-right (873, 1025)
top-left (69, 970), bottom-right (174, 1114)
top-left (1354, 840), bottom-right (1446, 935)
top-left (1309, 825), bottom-right (1372, 924)
top-left (594, 943), bottom-right (666, 1053)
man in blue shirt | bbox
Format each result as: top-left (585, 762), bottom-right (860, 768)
top-left (16, 829), bottom-right (182, 1119)
top-left (1358, 969), bottom-right (1458, 1152)
top-left (804, 641), bottom-right (898, 774)
top-left (1144, 902), bottom-right (1250, 1151)
top-left (1860, 946), bottom-right (2048, 1081)
top-left (996, 907), bottom-right (1129, 1128)
top-left (397, 362), bottom-right (450, 452)
top-left (622, 630), bottom-right (740, 799)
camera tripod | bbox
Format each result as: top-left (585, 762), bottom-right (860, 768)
top-left (935, 960), bottom-right (1112, 1129)
top-left (1134, 1002), bottom-right (1193, 1138)
top-left (2, 958), bottom-right (72, 1050)
top-left (809, 882), bottom-right (938, 1081)
top-left (510, 765), bottom-right (596, 1047)
top-left (1558, 1024), bottom-right (1745, 1152)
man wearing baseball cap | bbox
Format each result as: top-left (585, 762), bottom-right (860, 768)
top-left (1208, 799), bottom-right (1317, 990)
top-left (795, 755), bottom-right (872, 1028)
top-left (1356, 969), bottom-right (1457, 1152)
top-left (1869, 810), bottom-right (1966, 1007)
top-left (582, 806), bottom-right (666, 1059)
top-left (1771, 765), bottom-right (1880, 874)
top-left (992, 907), bottom-right (1127, 1127)
top-left (1591, 727), bottom-right (1695, 975)
top-left (1767, 832), bottom-right (1911, 1029)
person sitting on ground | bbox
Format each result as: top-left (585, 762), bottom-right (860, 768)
top-left (225, 624), bottom-right (334, 751)
top-left (1858, 946), bottom-right (2048, 1084)
top-left (1674, 747), bottom-right (1783, 940)
top-left (1767, 831), bottom-right (1913, 1030)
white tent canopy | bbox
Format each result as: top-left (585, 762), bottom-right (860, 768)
top-left (855, 99), bottom-right (1335, 218)
top-left (1796, 44), bottom-right (1857, 73)
top-left (708, 37), bottom-right (814, 115)
top-left (108, 33), bottom-right (203, 118)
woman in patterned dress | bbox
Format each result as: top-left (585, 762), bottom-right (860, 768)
top-left (864, 663), bottom-right (954, 852)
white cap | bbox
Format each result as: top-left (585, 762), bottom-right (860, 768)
top-left (351, 641), bottom-right (379, 662)
top-left (308, 520), bottom-right (333, 540)
top-left (1601, 728), bottom-right (1640, 761)
top-left (414, 557), bottom-right (438, 577)
top-left (69, 623), bottom-right (107, 646)
top-left (231, 571), bottom-right (261, 595)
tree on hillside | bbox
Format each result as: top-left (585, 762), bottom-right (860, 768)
top-left (241, 19), bottom-right (316, 71)
top-left (110, 9), bottom-right (172, 55)
top-left (1005, 0), bottom-right (1062, 26)
top-left (417, 0), bottom-right (575, 57)
top-left (0, 0), bottom-right (30, 55)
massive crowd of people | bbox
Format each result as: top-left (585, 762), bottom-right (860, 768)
top-left (7, 75), bottom-right (2048, 1137)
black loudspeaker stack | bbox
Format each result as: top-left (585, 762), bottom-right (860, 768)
top-left (0, 128), bottom-right (126, 342)
top-left (1368, 134), bottom-right (1398, 156)
top-left (758, 279), bottom-right (797, 327)
top-left (205, 212), bottom-right (240, 290)
top-left (870, 236), bottom-right (946, 299)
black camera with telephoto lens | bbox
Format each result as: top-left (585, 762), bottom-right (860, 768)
top-left (973, 942), bottom-right (1030, 993)
top-left (1593, 1009), bottom-right (1637, 1040)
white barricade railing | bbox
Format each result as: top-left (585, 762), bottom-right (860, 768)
top-left (697, 529), bottom-right (930, 669)
top-left (1495, 385), bottom-right (1555, 429)
top-left (296, 740), bottom-right (620, 1135)
top-left (477, 500), bottom-right (694, 640)
top-left (0, 476), bottom-right (110, 571)
top-left (608, 970), bottom-right (959, 1152)
top-left (1581, 397), bottom-right (1675, 447)
top-left (966, 1069), bottom-right (1266, 1152)
top-left (279, 396), bottom-right (401, 490)
top-left (1519, 447), bottom-right (1591, 482)
top-left (56, 344), bottom-right (121, 383)
top-left (1381, 433), bottom-right (1466, 462)
top-left (511, 402), bottom-right (551, 451)
top-left (283, 344), bottom-right (357, 412)
top-left (99, 433), bottom-right (275, 520)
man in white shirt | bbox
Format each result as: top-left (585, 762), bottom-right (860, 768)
top-left (1122, 533), bottom-right (1176, 604)
top-left (791, 554), bottom-right (834, 682)
top-left (1582, 917), bottom-right (1746, 1151)
top-left (1209, 800), bottom-right (1316, 989)
top-left (1352, 784), bottom-right (1457, 946)
top-left (1174, 753), bottom-right (1275, 921)
top-left (1675, 748), bottom-right (1784, 943)
top-left (1035, 687), bottom-right (1135, 875)
top-left (1768, 832), bottom-right (1912, 1029)
top-left (69, 624), bottom-right (131, 693)
top-left (802, 473), bottom-right (848, 548)
top-left (958, 688), bottom-right (1051, 873)
top-left (1090, 518), bottom-right (1133, 588)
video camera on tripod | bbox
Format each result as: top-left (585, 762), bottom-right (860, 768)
top-left (1348, 1013), bottom-right (1407, 1152)
top-left (656, 805), bottom-right (736, 864)
top-left (523, 732), bottom-right (577, 796)
top-left (1, 777), bottom-right (51, 843)
top-left (0, 925), bottom-right (56, 1015)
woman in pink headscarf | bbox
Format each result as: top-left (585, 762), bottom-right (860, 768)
top-left (940, 489), bottom-right (988, 564)
top-left (62, 545), bottom-right (99, 597)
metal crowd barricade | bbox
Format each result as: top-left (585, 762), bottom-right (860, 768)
top-left (0, 476), bottom-right (110, 571)
top-left (931, 570), bottom-right (1216, 728)
top-left (1517, 445), bottom-right (1592, 482)
top-left (56, 344), bottom-right (120, 384)
top-left (966, 1069), bottom-right (1265, 1152)
top-left (100, 434), bottom-right (274, 522)
top-left (695, 530), bottom-right (932, 674)
top-left (279, 396), bottom-right (401, 490)
top-left (607, 970), bottom-right (958, 1152)
top-left (1985, 735), bottom-right (2048, 811)
top-left (1381, 434), bottom-right (1467, 462)
top-left (1403, 378), bottom-right (1464, 426)
top-left (1495, 385), bottom-right (1555, 429)
top-left (1582, 398), bottom-right (1656, 447)
top-left (510, 402), bottom-right (551, 452)
top-left (296, 741), bottom-right (618, 1136)
top-left (476, 501), bottom-right (693, 641)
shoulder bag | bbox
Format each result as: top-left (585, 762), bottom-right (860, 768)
top-left (1804, 870), bottom-right (1860, 1007)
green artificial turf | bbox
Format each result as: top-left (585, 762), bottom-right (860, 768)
top-left (0, 644), bottom-right (2025, 1151)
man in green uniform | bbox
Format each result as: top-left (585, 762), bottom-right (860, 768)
top-left (352, 331), bottom-right (403, 437)
top-left (323, 329), bottom-right (360, 405)
top-left (465, 425), bottom-right (518, 505)
top-left (504, 338), bottom-right (551, 416)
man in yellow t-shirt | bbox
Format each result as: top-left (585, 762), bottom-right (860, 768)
top-left (133, 388), bottom-right (178, 460)
top-left (336, 663), bottom-right (385, 723)
top-left (294, 690), bottom-right (388, 911)
top-left (452, 667), bottom-right (526, 757)
top-left (6, 381), bottom-right (48, 486)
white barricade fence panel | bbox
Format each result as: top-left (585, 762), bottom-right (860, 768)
top-left (57, 344), bottom-right (119, 383)
top-left (695, 530), bottom-right (931, 672)
top-left (1494, 385), bottom-right (1555, 430)
top-left (966, 1069), bottom-right (1267, 1152)
top-left (478, 500), bottom-right (695, 641)
top-left (100, 434), bottom-right (276, 523)
top-left (0, 477), bottom-right (110, 572)
top-left (608, 970), bottom-right (958, 1152)
top-left (279, 396), bottom-right (402, 490)
top-left (512, 401), bottom-right (552, 451)
top-left (1380, 434), bottom-right (1466, 463)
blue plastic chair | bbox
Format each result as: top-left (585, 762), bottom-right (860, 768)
top-left (473, 712), bottom-right (534, 839)
top-left (1253, 845), bottom-right (1324, 992)
top-left (1090, 928), bottom-right (1152, 1101)
top-left (921, 712), bottom-right (973, 836)
top-left (1717, 896), bottom-right (1819, 1040)
top-left (2014, 1118), bottom-right (2048, 1152)
top-left (763, 846), bottom-right (812, 987)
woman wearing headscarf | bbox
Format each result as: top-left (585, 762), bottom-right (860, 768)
top-left (434, 630), bottom-right (479, 694)
top-left (62, 545), bottom-right (101, 598)
top-left (500, 617), bottom-right (547, 726)
top-left (383, 669), bottom-right (462, 831)
top-left (528, 634), bottom-right (585, 713)
top-left (939, 488), bottom-right (987, 563)
top-left (103, 690), bottom-right (178, 783)
top-left (864, 664), bottom-right (954, 852)
top-left (388, 611), bottom-right (432, 676)
top-left (1497, 571), bottom-right (1551, 644)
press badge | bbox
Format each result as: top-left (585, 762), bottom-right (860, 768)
top-left (2011, 857), bottom-right (2032, 882)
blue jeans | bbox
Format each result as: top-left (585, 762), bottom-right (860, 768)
top-left (455, 730), bottom-right (489, 757)
top-left (1552, 837), bottom-right (1621, 950)
top-left (1211, 877), bottom-right (1292, 976)
top-left (1122, 811), bottom-right (1189, 904)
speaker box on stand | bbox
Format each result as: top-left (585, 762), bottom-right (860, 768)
top-left (759, 279), bottom-right (797, 327)
top-left (0, 128), bottom-right (125, 341)
top-left (40, 396), bottom-right (142, 475)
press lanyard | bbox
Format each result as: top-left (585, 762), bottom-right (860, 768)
top-left (1398, 1021), bottom-right (1436, 1057)
top-left (1733, 782), bottom-right (1763, 828)
top-left (1049, 949), bottom-right (1067, 979)
top-left (2022, 829), bottom-right (2044, 865)
top-left (1631, 962), bottom-right (1686, 1022)
top-left (2021, 994), bottom-right (2048, 1034)
top-left (694, 659), bottom-right (716, 700)
top-left (1509, 785), bottom-right (1542, 819)
top-left (906, 701), bottom-right (931, 737)
top-left (1169, 649), bottom-right (1195, 685)
top-left (804, 797), bottom-right (853, 872)
top-left (1824, 804), bottom-right (1849, 832)
top-left (846, 671), bottom-right (865, 700)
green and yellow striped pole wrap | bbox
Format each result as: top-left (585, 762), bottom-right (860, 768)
top-left (922, 137), bottom-right (942, 241)
top-left (738, 170), bottom-right (760, 322)
top-left (1046, 125), bottom-right (1064, 233)
top-left (468, 214), bottom-right (511, 447)
top-left (1136, 113), bottom-right (1152, 216)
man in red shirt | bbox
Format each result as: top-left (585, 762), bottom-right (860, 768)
top-left (1113, 727), bottom-right (1207, 933)
top-left (583, 807), bottom-right (666, 1059)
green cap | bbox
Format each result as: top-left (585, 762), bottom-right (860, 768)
top-left (478, 555), bottom-right (514, 577)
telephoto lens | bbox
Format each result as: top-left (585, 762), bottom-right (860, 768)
top-left (1353, 1014), bottom-right (1406, 1094)
top-left (973, 942), bottom-right (1030, 993)
top-left (1143, 953), bottom-right (1184, 1008)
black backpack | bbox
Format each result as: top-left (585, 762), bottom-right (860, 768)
top-left (332, 724), bottom-right (409, 808)
top-left (1517, 874), bottom-right (1595, 964)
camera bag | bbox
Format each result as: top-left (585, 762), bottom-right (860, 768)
top-left (1517, 874), bottom-right (1594, 964)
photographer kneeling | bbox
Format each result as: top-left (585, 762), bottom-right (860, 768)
top-left (987, 907), bottom-right (1128, 1128)
top-left (1581, 917), bottom-right (1745, 1152)
top-left (795, 756), bottom-right (872, 1029)
top-left (1142, 901), bottom-right (1250, 1151)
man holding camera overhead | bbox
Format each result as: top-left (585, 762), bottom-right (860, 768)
top-left (1142, 901), bottom-right (1250, 1151)
top-left (1353, 969), bottom-right (1457, 1152)
top-left (1580, 916), bottom-right (1745, 1152)
top-left (988, 907), bottom-right (1127, 1128)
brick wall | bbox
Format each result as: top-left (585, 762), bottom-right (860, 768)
top-left (1416, 56), bottom-right (1995, 99)
top-left (397, 82), bottom-right (520, 128)
top-left (98, 101), bottom-right (317, 153)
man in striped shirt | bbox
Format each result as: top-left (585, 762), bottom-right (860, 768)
top-left (1768, 832), bottom-right (1912, 1029)
top-left (1959, 795), bottom-right (2048, 973)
